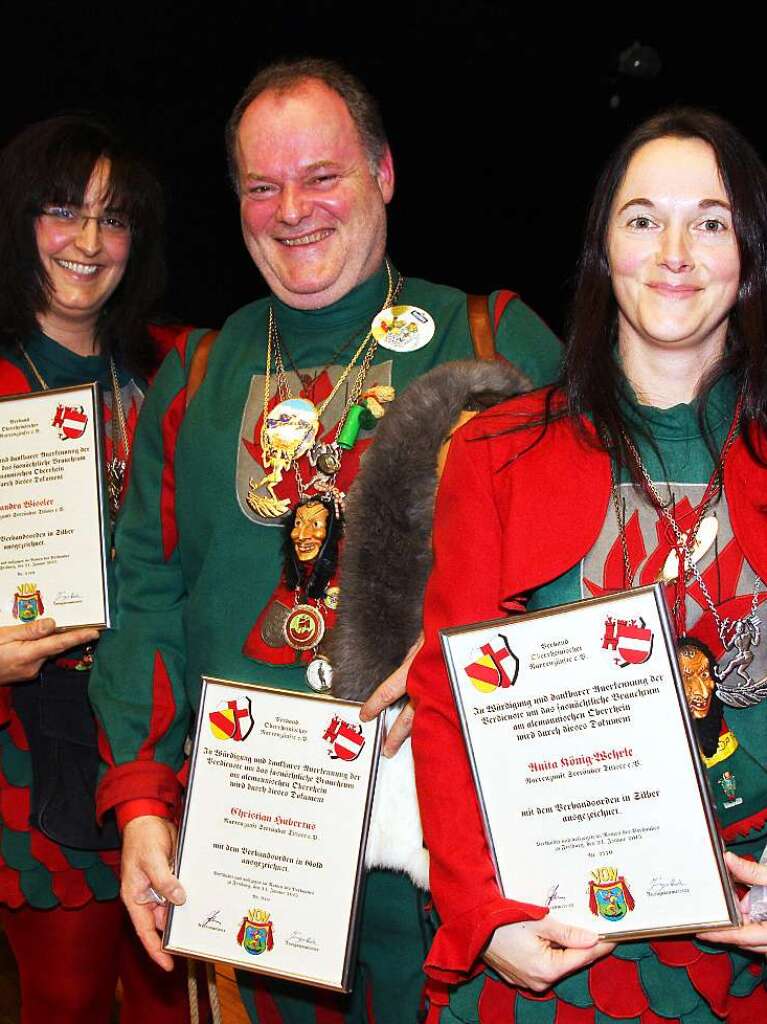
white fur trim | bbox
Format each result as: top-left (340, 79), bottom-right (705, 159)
top-left (364, 708), bottom-right (429, 889)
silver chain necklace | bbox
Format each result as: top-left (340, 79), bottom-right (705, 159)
top-left (612, 430), bottom-right (766, 709)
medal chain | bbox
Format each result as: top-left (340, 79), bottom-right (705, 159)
top-left (260, 259), bottom-right (403, 500)
top-left (609, 394), bottom-right (762, 644)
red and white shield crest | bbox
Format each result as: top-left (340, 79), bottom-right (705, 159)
top-left (323, 715), bottom-right (365, 761)
top-left (52, 404), bottom-right (88, 440)
top-left (602, 616), bottom-right (654, 667)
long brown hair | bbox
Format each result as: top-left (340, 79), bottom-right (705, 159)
top-left (564, 107), bottom-right (767, 479)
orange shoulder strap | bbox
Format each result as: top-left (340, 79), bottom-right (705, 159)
top-left (185, 329), bottom-right (219, 409)
top-left (466, 294), bottom-right (496, 361)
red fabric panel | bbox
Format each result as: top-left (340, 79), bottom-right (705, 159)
top-left (96, 760), bottom-right (181, 820)
top-left (640, 1011), bottom-right (674, 1024)
top-left (30, 830), bottom-right (70, 872)
top-left (478, 977), bottom-right (518, 1019)
top-left (589, 955), bottom-right (649, 1018)
top-left (0, 865), bottom-right (25, 908)
top-left (650, 940), bottom-right (701, 967)
top-left (137, 651), bottom-right (178, 761)
top-left (0, 356), bottom-right (32, 396)
top-left (686, 951), bottom-right (732, 1018)
top-left (252, 979), bottom-right (286, 1024)
top-left (116, 798), bottom-right (172, 831)
top-left (0, 690), bottom-right (12, 727)
top-left (52, 867), bottom-right (94, 908)
top-left (554, 1003), bottom-right (596, 1024)
top-left (722, 806), bottom-right (767, 841)
top-left (160, 387), bottom-right (187, 560)
top-left (491, 290), bottom-right (519, 332)
top-left (0, 777), bottom-right (29, 831)
top-left (727, 980), bottom-right (767, 1023)
top-left (315, 1001), bottom-right (347, 1023)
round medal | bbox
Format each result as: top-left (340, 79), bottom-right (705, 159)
top-left (372, 305), bottom-right (435, 353)
top-left (306, 655), bottom-right (334, 692)
top-left (284, 603), bottom-right (325, 650)
top-left (263, 398), bottom-right (320, 466)
top-left (323, 586), bottom-right (341, 610)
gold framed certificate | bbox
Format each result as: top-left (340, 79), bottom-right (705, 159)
top-left (440, 584), bottom-right (740, 940)
top-left (164, 678), bottom-right (382, 991)
top-left (0, 384), bottom-right (109, 630)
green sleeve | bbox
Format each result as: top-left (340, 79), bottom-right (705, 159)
top-left (491, 292), bottom-right (563, 388)
top-left (89, 336), bottom-right (201, 818)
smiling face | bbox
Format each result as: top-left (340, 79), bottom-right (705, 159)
top-left (291, 501), bottom-right (330, 562)
top-left (235, 79), bottom-right (394, 309)
top-left (34, 158), bottom-right (131, 338)
top-left (678, 642), bottom-right (716, 720)
top-left (607, 136), bottom-right (740, 369)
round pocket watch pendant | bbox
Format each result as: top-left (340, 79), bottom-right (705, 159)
top-left (306, 655), bottom-right (334, 692)
top-left (284, 603), bottom-right (325, 650)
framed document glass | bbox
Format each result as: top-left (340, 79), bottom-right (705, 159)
top-left (0, 384), bottom-right (109, 630)
top-left (441, 584), bottom-right (740, 940)
top-left (164, 679), bottom-right (382, 991)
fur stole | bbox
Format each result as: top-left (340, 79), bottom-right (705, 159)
top-left (328, 358), bottom-right (527, 888)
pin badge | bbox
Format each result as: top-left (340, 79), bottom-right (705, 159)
top-left (373, 305), bottom-right (435, 353)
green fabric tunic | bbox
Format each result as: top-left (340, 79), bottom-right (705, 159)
top-left (89, 263), bottom-right (562, 1023)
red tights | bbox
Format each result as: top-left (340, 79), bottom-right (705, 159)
top-left (1, 899), bottom-right (190, 1024)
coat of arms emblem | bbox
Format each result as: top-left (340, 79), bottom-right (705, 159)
top-left (602, 616), bottom-right (654, 667)
top-left (463, 636), bottom-right (519, 694)
top-left (52, 403), bottom-right (88, 440)
top-left (236, 908), bottom-right (274, 955)
top-left (12, 582), bottom-right (44, 622)
top-left (588, 866), bottom-right (635, 922)
top-left (323, 715), bottom-right (365, 761)
top-left (208, 696), bottom-right (254, 742)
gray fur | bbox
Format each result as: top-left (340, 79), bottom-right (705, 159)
top-left (329, 359), bottom-right (527, 700)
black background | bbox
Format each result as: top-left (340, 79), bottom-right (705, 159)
top-left (5, 6), bottom-right (764, 336)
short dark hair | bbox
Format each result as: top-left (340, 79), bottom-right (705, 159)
top-left (225, 57), bottom-right (388, 191)
top-left (0, 114), bottom-right (166, 377)
top-left (564, 107), bottom-right (767, 476)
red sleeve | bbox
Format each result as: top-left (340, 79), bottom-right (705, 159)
top-left (0, 356), bottom-right (31, 397)
top-left (409, 424), bottom-right (547, 984)
top-left (116, 798), bottom-right (173, 831)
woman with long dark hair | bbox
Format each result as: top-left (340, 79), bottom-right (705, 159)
top-left (409, 109), bottom-right (767, 1022)
top-left (0, 115), bottom-right (189, 1023)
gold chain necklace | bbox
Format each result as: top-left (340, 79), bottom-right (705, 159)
top-left (247, 260), bottom-right (403, 519)
top-left (18, 342), bottom-right (130, 523)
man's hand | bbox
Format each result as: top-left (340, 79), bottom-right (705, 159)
top-left (698, 851), bottom-right (767, 954)
top-left (121, 815), bottom-right (186, 970)
top-left (359, 634), bottom-right (424, 757)
top-left (484, 918), bottom-right (615, 992)
top-left (0, 619), bottom-right (99, 684)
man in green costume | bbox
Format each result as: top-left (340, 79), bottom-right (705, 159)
top-left (89, 58), bottom-right (562, 1023)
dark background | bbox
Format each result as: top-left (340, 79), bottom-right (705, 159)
top-left (4, 6), bottom-right (764, 337)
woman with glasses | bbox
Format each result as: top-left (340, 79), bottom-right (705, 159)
top-left (0, 115), bottom-right (189, 1024)
top-left (409, 109), bottom-right (767, 1023)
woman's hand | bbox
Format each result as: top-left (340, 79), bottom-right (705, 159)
top-left (698, 851), bottom-right (767, 954)
top-left (0, 619), bottom-right (99, 684)
top-left (359, 633), bottom-right (424, 757)
top-left (484, 918), bottom-right (615, 992)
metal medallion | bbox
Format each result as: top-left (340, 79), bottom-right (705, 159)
top-left (306, 655), bottom-right (334, 693)
top-left (284, 603), bottom-right (325, 651)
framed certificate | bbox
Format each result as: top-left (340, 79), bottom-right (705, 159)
top-left (441, 584), bottom-right (740, 940)
top-left (0, 384), bottom-right (109, 630)
top-left (164, 679), bottom-right (382, 991)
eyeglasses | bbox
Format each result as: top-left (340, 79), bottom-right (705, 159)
top-left (39, 204), bottom-right (131, 237)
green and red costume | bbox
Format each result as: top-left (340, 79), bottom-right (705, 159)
top-left (410, 379), bottom-right (767, 1023)
top-left (0, 330), bottom-right (146, 908)
top-left (89, 262), bottom-right (562, 1023)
